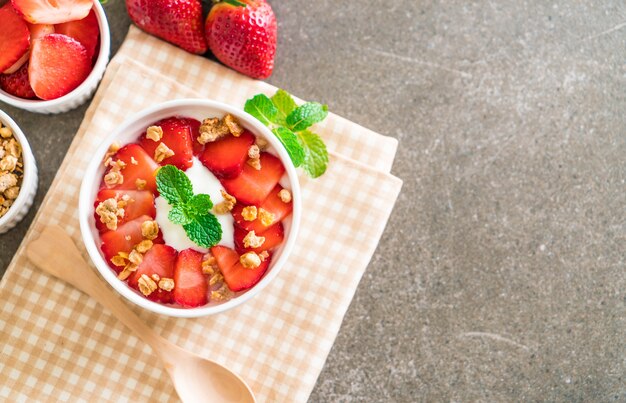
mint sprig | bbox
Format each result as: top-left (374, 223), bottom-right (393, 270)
top-left (244, 89), bottom-right (330, 178)
top-left (156, 165), bottom-right (222, 248)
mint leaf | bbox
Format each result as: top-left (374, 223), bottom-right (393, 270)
top-left (244, 94), bottom-right (278, 126)
top-left (271, 89), bottom-right (298, 125)
top-left (297, 130), bottom-right (328, 178)
top-left (286, 102), bottom-right (328, 132)
top-left (168, 205), bottom-right (191, 225)
top-left (156, 165), bottom-right (193, 205)
top-left (272, 127), bottom-right (305, 167)
top-left (244, 90), bottom-right (331, 178)
top-left (183, 214), bottom-right (222, 248)
top-left (188, 194), bottom-right (213, 217)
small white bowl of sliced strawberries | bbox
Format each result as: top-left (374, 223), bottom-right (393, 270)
top-left (0, 0), bottom-right (110, 114)
top-left (79, 99), bottom-right (301, 317)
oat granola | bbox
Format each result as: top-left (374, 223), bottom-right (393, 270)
top-left (278, 189), bottom-right (292, 203)
top-left (243, 230), bottom-right (265, 248)
top-left (0, 122), bottom-right (24, 219)
top-left (240, 252), bottom-right (261, 269)
top-left (214, 190), bottom-right (237, 214)
top-left (154, 142), bottom-right (174, 163)
top-left (258, 208), bottom-right (275, 227)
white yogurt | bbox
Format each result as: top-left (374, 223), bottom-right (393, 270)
top-left (155, 157), bottom-right (234, 252)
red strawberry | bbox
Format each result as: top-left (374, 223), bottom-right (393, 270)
top-left (221, 152), bottom-right (285, 205)
top-left (3, 23), bottom-right (53, 75)
top-left (100, 215), bottom-right (163, 269)
top-left (172, 249), bottom-right (208, 307)
top-left (211, 245), bottom-right (270, 292)
top-left (182, 117), bottom-right (203, 156)
top-left (233, 222), bottom-right (284, 254)
top-left (55, 9), bottom-right (99, 61)
top-left (231, 185), bottom-right (292, 233)
top-left (104, 144), bottom-right (160, 194)
top-left (11, 0), bottom-right (92, 24)
top-left (94, 189), bottom-right (156, 233)
top-left (199, 130), bottom-right (255, 179)
top-left (128, 244), bottom-right (177, 303)
top-left (0, 62), bottom-right (37, 99)
top-left (205, 0), bottom-right (276, 79)
top-left (126, 0), bottom-right (208, 54)
top-left (0, 3), bottom-right (30, 73)
top-left (28, 23), bottom-right (55, 40)
top-left (29, 33), bottom-right (91, 100)
top-left (211, 244), bottom-right (240, 273)
top-left (139, 117), bottom-right (194, 171)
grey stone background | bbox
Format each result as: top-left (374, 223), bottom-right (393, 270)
top-left (1, 0), bottom-right (625, 401)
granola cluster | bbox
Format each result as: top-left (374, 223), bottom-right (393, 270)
top-left (0, 122), bottom-right (23, 218)
top-left (197, 113), bottom-right (243, 144)
top-left (214, 189), bottom-right (237, 214)
top-left (113, 220), bottom-right (160, 282)
top-left (202, 253), bottom-right (234, 302)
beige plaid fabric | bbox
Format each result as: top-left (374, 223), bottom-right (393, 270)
top-left (0, 27), bottom-right (402, 402)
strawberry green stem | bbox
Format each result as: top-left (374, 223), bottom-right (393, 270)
top-left (212, 0), bottom-right (247, 6)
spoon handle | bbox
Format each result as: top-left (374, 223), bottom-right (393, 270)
top-left (26, 225), bottom-right (165, 351)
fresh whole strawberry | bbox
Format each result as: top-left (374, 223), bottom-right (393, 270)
top-left (205, 0), bottom-right (277, 79)
top-left (126, 0), bottom-right (208, 54)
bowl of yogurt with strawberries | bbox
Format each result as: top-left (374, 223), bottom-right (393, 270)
top-left (79, 100), bottom-right (301, 317)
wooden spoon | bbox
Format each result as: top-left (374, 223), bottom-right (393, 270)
top-left (26, 225), bottom-right (256, 403)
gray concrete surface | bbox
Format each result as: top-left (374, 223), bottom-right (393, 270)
top-left (1, 0), bottom-right (625, 401)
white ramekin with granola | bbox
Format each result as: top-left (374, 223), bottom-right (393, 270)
top-left (0, 110), bottom-right (37, 233)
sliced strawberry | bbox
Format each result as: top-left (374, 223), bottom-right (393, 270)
top-left (233, 222), bottom-right (284, 254)
top-left (11, 0), bottom-right (92, 25)
top-left (29, 33), bottom-right (91, 100)
top-left (3, 52), bottom-right (29, 75)
top-left (0, 3), bottom-right (30, 73)
top-left (221, 152), bottom-right (285, 205)
top-left (184, 117), bottom-right (203, 156)
top-left (104, 144), bottom-right (160, 194)
top-left (172, 249), bottom-right (208, 307)
top-left (100, 215), bottom-right (162, 270)
top-left (2, 23), bottom-right (54, 76)
top-left (28, 23), bottom-right (55, 40)
top-left (199, 130), bottom-right (255, 179)
top-left (139, 117), bottom-right (194, 171)
top-left (212, 245), bottom-right (271, 292)
top-left (128, 244), bottom-right (177, 303)
top-left (0, 62), bottom-right (36, 99)
top-left (231, 185), bottom-right (293, 233)
top-left (94, 189), bottom-right (156, 233)
top-left (55, 9), bottom-right (99, 61)
top-left (211, 245), bottom-right (240, 273)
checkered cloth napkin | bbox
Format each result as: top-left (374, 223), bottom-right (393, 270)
top-left (0, 27), bottom-right (402, 402)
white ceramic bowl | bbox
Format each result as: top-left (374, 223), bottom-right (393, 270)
top-left (0, 0), bottom-right (110, 114)
top-left (79, 99), bottom-right (301, 318)
top-left (0, 110), bottom-right (38, 234)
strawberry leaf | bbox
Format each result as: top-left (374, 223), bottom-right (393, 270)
top-left (221, 0), bottom-right (247, 6)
